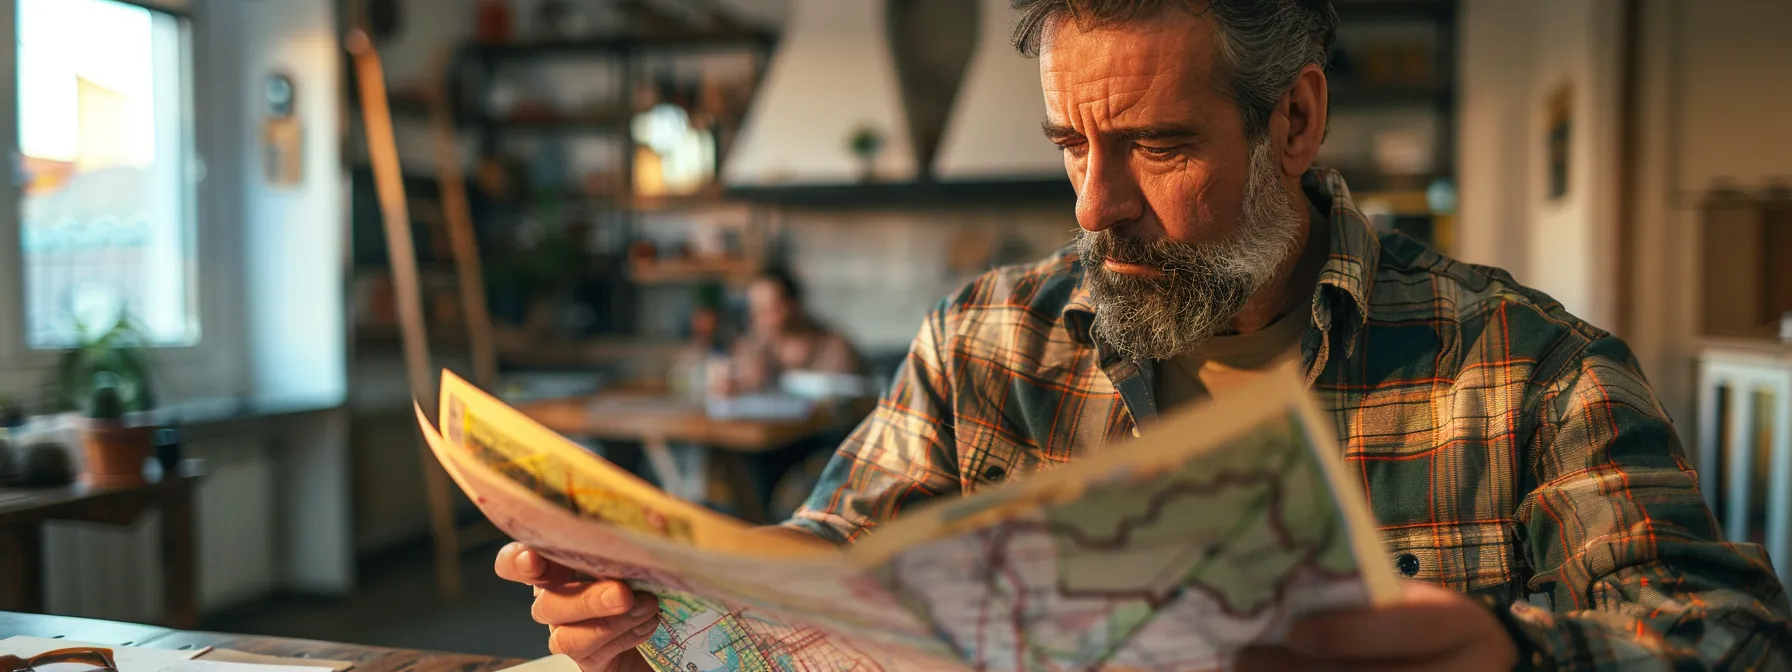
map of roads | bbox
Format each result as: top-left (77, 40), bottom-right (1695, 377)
top-left (428, 371), bottom-right (1390, 672)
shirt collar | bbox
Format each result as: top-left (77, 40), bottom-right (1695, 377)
top-left (1061, 167), bottom-right (1380, 351)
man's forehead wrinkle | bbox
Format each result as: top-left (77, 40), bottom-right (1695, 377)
top-left (1073, 74), bottom-right (1153, 122)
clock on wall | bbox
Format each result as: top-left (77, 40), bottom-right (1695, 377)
top-left (266, 72), bottom-right (296, 118)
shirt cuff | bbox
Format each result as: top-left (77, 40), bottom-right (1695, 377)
top-left (1482, 595), bottom-right (1560, 671)
top-left (778, 512), bottom-right (854, 547)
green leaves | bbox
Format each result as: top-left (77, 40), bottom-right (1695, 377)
top-left (52, 314), bottom-right (158, 414)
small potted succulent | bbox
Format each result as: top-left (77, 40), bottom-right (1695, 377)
top-left (78, 374), bottom-right (153, 488)
top-left (848, 124), bottom-right (885, 183)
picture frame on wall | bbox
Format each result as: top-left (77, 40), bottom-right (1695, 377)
top-left (1547, 84), bottom-right (1572, 201)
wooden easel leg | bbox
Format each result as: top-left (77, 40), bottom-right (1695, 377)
top-left (420, 439), bottom-right (462, 602)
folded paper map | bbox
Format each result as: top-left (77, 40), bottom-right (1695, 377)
top-left (418, 367), bottom-right (1400, 672)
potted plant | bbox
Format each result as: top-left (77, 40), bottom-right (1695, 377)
top-left (848, 124), bottom-right (885, 183)
top-left (52, 315), bottom-right (158, 414)
top-left (78, 374), bottom-right (153, 488)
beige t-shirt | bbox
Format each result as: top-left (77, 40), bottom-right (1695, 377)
top-left (1152, 200), bottom-right (1328, 413)
top-left (1152, 304), bottom-right (1308, 413)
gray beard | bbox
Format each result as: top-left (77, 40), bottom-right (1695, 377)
top-left (1076, 137), bottom-right (1304, 361)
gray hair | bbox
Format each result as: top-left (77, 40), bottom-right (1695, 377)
top-left (1010, 0), bottom-right (1337, 141)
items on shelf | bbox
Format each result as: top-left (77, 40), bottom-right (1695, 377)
top-left (1358, 41), bottom-right (1435, 89)
top-left (533, 0), bottom-right (588, 41)
top-left (474, 0), bottom-right (514, 44)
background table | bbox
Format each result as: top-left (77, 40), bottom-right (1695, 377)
top-left (513, 389), bottom-right (872, 523)
top-left (0, 611), bottom-right (525, 672)
top-left (0, 461), bottom-right (205, 629)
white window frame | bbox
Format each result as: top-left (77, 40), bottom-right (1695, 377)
top-left (0, 0), bottom-right (241, 404)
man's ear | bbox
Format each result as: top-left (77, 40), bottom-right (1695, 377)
top-left (1278, 64), bottom-right (1329, 178)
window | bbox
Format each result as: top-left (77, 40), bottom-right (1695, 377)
top-left (16, 0), bottom-right (196, 348)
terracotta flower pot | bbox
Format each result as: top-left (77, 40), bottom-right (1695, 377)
top-left (80, 421), bottom-right (154, 488)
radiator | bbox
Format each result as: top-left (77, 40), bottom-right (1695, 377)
top-left (41, 434), bottom-right (279, 623)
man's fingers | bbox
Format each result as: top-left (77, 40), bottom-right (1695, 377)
top-left (535, 584), bottom-right (657, 625)
top-left (1287, 601), bottom-right (1483, 660)
top-left (495, 543), bottom-right (579, 585)
top-left (546, 611), bottom-right (660, 661)
top-left (579, 618), bottom-right (660, 669)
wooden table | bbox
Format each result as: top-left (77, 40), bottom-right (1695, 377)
top-left (513, 390), bottom-right (871, 523)
top-left (0, 461), bottom-right (205, 629)
top-left (0, 611), bottom-right (525, 672)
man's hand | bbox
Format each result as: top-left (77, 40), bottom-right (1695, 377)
top-left (1237, 582), bottom-right (1519, 671)
top-left (494, 543), bottom-right (658, 672)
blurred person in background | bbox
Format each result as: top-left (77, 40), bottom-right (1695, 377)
top-left (709, 269), bottom-right (863, 397)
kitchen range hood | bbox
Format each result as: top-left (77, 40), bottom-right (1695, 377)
top-left (720, 0), bottom-right (919, 188)
top-left (723, 0), bottom-right (1073, 207)
top-left (933, 0), bottom-right (1068, 182)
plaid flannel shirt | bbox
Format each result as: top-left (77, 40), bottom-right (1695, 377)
top-left (786, 168), bottom-right (1792, 670)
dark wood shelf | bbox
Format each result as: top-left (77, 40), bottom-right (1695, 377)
top-left (461, 31), bottom-right (777, 61)
top-left (476, 112), bottom-right (632, 131)
top-left (628, 257), bottom-right (760, 284)
top-left (1331, 85), bottom-right (1454, 110)
top-left (723, 178), bottom-right (1077, 209)
top-left (355, 324), bottom-right (471, 350)
top-left (1333, 0), bottom-right (1454, 21)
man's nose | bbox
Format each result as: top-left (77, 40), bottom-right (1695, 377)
top-left (1074, 150), bottom-right (1143, 233)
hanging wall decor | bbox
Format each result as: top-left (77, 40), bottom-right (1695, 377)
top-left (262, 71), bottom-right (303, 186)
top-left (1546, 84), bottom-right (1572, 201)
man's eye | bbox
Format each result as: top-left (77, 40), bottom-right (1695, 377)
top-left (1138, 145), bottom-right (1178, 158)
top-left (1057, 142), bottom-right (1088, 157)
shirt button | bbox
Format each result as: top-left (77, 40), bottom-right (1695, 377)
top-left (1396, 553), bottom-right (1420, 577)
top-left (1131, 427), bottom-right (1141, 438)
top-left (981, 466), bottom-right (1006, 482)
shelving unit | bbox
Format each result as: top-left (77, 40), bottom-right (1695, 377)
top-left (1327, 0), bottom-right (1459, 252)
top-left (345, 16), bottom-right (781, 374)
top-left (449, 24), bottom-right (776, 345)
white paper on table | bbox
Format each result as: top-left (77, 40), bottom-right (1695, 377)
top-left (0, 637), bottom-right (202, 672)
top-left (493, 655), bottom-right (579, 672)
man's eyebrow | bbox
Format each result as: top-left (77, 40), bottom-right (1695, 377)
top-left (1041, 121), bottom-right (1080, 142)
top-left (1040, 121), bottom-right (1203, 143)
top-left (1110, 125), bottom-right (1202, 142)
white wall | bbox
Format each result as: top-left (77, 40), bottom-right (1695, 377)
top-left (1461, 0), bottom-right (1792, 427)
top-left (1454, 0), bottom-right (1535, 280)
top-left (1627, 0), bottom-right (1792, 426)
top-left (1456, 0), bottom-right (1623, 331)
top-left (207, 0), bottom-right (355, 594)
top-left (225, 1), bottom-right (348, 401)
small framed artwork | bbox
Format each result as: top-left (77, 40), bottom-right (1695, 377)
top-left (1546, 84), bottom-right (1571, 200)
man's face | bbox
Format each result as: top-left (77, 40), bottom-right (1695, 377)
top-left (1041, 9), bottom-right (1304, 360)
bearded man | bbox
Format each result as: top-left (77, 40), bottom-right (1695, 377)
top-left (497, 1), bottom-right (1792, 670)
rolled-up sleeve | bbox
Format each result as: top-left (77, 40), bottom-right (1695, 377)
top-left (1510, 335), bottom-right (1792, 669)
top-left (783, 298), bottom-right (962, 545)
